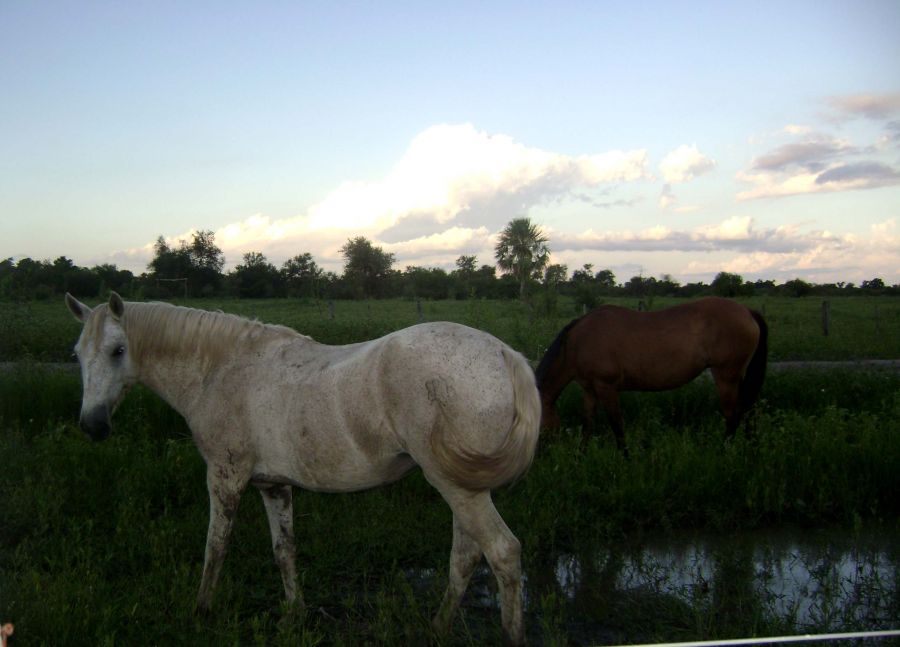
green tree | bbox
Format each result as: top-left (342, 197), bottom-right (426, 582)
top-left (595, 269), bottom-right (617, 294)
top-left (230, 252), bottom-right (281, 298)
top-left (403, 266), bottom-right (451, 299)
top-left (623, 275), bottom-right (654, 297)
top-left (147, 231), bottom-right (224, 297)
top-left (656, 273), bottom-right (681, 296)
top-left (494, 217), bottom-right (550, 299)
top-left (188, 230), bottom-right (225, 273)
top-left (455, 255), bottom-right (477, 274)
top-left (571, 263), bottom-right (594, 284)
top-left (712, 271), bottom-right (745, 297)
top-left (93, 264), bottom-right (134, 296)
top-left (340, 237), bottom-right (396, 298)
top-left (543, 264), bottom-right (568, 287)
top-left (282, 253), bottom-right (323, 298)
top-left (861, 277), bottom-right (885, 291)
top-left (782, 277), bottom-right (813, 297)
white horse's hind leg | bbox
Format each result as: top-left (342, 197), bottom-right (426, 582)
top-left (433, 515), bottom-right (483, 635)
top-left (256, 483), bottom-right (303, 612)
top-left (435, 486), bottom-right (525, 646)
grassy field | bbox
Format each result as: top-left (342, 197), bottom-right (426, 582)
top-left (1, 296), bottom-right (898, 644)
top-left (2, 295), bottom-right (900, 363)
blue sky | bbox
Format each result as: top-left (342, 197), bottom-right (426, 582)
top-left (2, 1), bottom-right (899, 284)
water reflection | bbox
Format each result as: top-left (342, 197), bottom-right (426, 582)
top-left (527, 526), bottom-right (898, 641)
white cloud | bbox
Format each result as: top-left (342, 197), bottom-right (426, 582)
top-left (783, 124), bottom-right (813, 135)
top-left (826, 93), bottom-right (900, 121)
top-left (552, 216), bottom-right (848, 257)
top-left (106, 122), bottom-right (898, 284)
top-left (681, 219), bottom-right (897, 283)
top-left (693, 216), bottom-right (753, 241)
top-left (659, 144), bottom-right (715, 184)
top-left (121, 123), bottom-right (651, 271)
top-left (382, 226), bottom-right (492, 267)
top-left (658, 184), bottom-right (676, 210)
top-left (738, 107), bottom-right (900, 200)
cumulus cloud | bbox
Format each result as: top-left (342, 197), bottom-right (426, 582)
top-left (659, 144), bottom-right (715, 184)
top-left (815, 162), bottom-right (900, 188)
top-left (682, 219), bottom-right (898, 283)
top-left (826, 93), bottom-right (900, 121)
top-left (738, 95), bottom-right (900, 201)
top-left (750, 138), bottom-right (855, 174)
top-left (119, 123), bottom-right (650, 271)
top-left (737, 128), bottom-right (900, 200)
top-left (656, 144), bottom-right (714, 211)
top-left (658, 184), bottom-right (677, 210)
top-left (551, 216), bottom-right (846, 257)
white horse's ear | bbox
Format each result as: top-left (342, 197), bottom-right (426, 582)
top-left (108, 292), bottom-right (125, 321)
top-left (65, 293), bottom-right (91, 322)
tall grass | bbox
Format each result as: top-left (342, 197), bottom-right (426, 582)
top-left (1, 295), bottom-right (898, 643)
top-left (1, 362), bottom-right (898, 644)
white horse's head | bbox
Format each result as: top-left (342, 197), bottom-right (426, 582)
top-left (66, 292), bottom-right (136, 441)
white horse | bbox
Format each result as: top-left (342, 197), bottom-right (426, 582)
top-left (66, 292), bottom-right (540, 645)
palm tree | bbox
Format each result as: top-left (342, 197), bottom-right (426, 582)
top-left (494, 217), bottom-right (550, 299)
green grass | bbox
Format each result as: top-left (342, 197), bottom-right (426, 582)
top-left (1, 361), bottom-right (898, 644)
top-left (1, 296), bottom-right (898, 644)
top-left (3, 295), bottom-right (900, 362)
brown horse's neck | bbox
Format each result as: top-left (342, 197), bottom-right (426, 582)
top-left (536, 354), bottom-right (572, 405)
top-left (535, 319), bottom-right (580, 421)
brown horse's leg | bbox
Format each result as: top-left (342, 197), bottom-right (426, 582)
top-left (712, 368), bottom-right (743, 437)
top-left (580, 387), bottom-right (598, 441)
top-left (594, 384), bottom-right (627, 454)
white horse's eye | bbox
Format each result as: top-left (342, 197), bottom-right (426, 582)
top-left (111, 345), bottom-right (126, 358)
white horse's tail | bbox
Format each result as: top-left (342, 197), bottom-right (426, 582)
top-left (431, 347), bottom-right (541, 491)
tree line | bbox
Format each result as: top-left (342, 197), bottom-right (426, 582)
top-left (2, 219), bottom-right (896, 302)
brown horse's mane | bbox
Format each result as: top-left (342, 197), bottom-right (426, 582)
top-left (534, 315), bottom-right (582, 388)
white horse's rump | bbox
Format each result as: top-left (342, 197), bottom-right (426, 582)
top-left (66, 293), bottom-right (539, 645)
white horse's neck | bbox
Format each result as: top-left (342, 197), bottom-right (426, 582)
top-left (122, 303), bottom-right (302, 421)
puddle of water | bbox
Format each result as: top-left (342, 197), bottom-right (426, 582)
top-left (410, 526), bottom-right (898, 640)
top-left (539, 527), bottom-right (898, 631)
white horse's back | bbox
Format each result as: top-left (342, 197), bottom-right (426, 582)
top-left (207, 321), bottom-right (537, 494)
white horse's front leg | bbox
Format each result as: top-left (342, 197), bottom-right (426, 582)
top-left (195, 466), bottom-right (246, 612)
top-left (256, 483), bottom-right (304, 613)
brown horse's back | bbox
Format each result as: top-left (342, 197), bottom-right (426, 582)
top-left (566, 297), bottom-right (760, 392)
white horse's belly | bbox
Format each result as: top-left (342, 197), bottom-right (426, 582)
top-left (252, 449), bottom-right (416, 493)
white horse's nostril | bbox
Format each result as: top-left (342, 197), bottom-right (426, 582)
top-left (80, 405), bottom-right (111, 441)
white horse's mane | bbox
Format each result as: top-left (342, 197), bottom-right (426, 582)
top-left (86, 301), bottom-right (304, 365)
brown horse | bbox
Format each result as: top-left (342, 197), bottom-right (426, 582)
top-left (535, 297), bottom-right (768, 450)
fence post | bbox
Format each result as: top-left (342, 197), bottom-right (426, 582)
top-left (821, 300), bottom-right (830, 336)
top-left (416, 298), bottom-right (423, 322)
top-left (328, 300), bottom-right (335, 320)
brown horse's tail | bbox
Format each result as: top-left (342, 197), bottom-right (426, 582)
top-left (430, 347), bottom-right (541, 491)
top-left (740, 309), bottom-right (768, 413)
